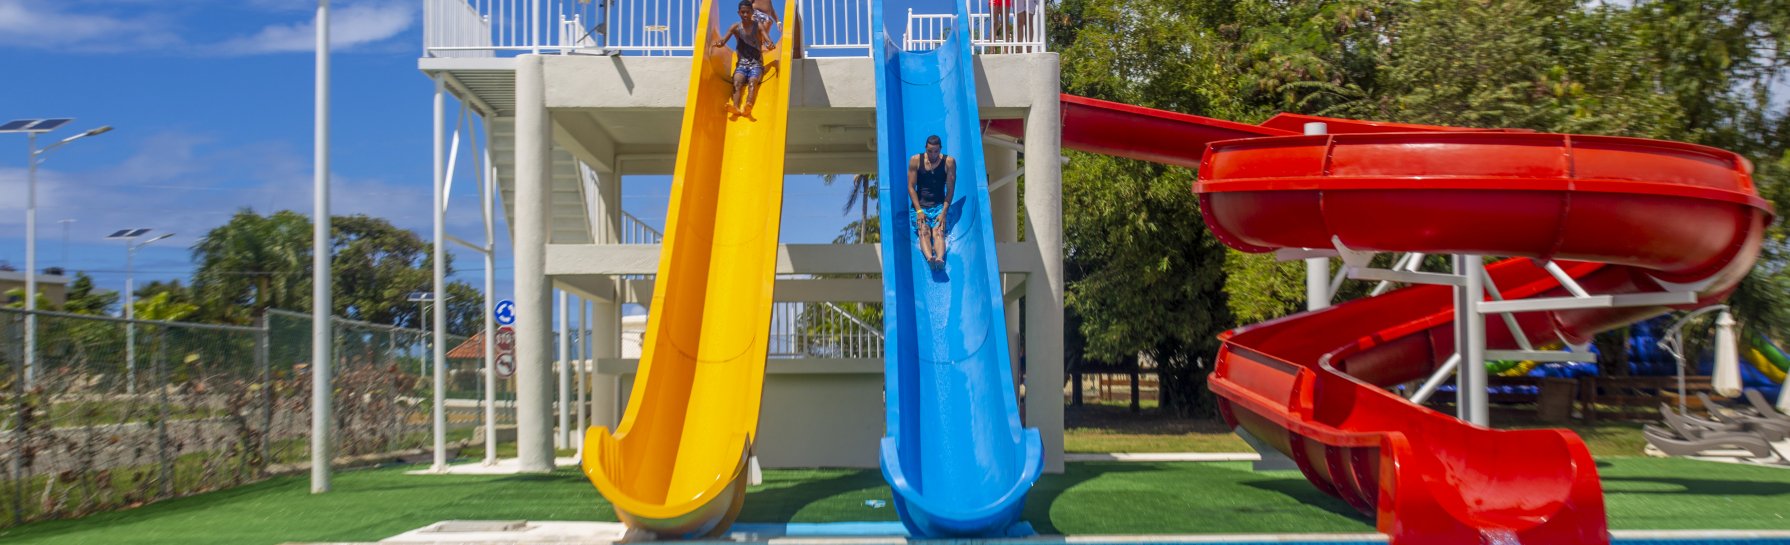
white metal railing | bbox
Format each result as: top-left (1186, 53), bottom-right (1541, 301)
top-left (424, 0), bottom-right (494, 57)
top-left (424, 0), bottom-right (604, 56)
top-left (963, 0), bottom-right (1046, 54)
top-left (801, 0), bottom-right (873, 54)
top-left (620, 211), bottom-right (664, 244)
top-left (903, 10), bottom-right (953, 51)
top-left (768, 302), bottom-right (884, 359)
top-left (604, 0), bottom-right (699, 55)
top-left (905, 1), bottom-right (1046, 54)
top-left (422, 0), bottom-right (910, 57)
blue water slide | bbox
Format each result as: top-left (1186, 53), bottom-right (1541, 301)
top-left (870, 0), bottom-right (1042, 538)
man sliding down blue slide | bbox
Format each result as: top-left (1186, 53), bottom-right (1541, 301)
top-left (871, 0), bottom-right (1042, 537)
top-left (908, 135), bottom-right (957, 266)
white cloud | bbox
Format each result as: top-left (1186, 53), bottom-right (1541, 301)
top-left (0, 0), bottom-right (182, 51)
top-left (0, 0), bottom-right (417, 55)
top-left (0, 130), bottom-right (482, 261)
top-left (215, 1), bottom-right (416, 55)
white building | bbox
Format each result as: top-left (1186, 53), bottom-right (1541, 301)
top-left (418, 0), bottom-right (1064, 472)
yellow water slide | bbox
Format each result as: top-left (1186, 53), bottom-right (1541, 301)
top-left (582, 0), bottom-right (796, 537)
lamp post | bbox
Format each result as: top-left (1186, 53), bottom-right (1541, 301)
top-left (313, 0), bottom-right (335, 495)
top-left (108, 229), bottom-right (171, 394)
top-left (3, 120), bottom-right (112, 388)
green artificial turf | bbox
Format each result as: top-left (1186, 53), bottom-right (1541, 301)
top-left (3, 458), bottom-right (1787, 544)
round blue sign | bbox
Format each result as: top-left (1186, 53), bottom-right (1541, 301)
top-left (494, 300), bottom-right (516, 326)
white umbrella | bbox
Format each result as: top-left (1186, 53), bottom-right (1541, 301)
top-left (1713, 310), bottom-right (1742, 397)
top-left (1778, 361), bottom-right (1790, 413)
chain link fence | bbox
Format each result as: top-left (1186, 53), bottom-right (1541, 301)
top-left (0, 308), bottom-right (464, 529)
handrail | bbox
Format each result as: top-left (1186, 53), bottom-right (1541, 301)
top-left (423, 0), bottom-right (1040, 57)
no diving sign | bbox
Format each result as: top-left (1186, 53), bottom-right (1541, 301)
top-left (494, 325), bottom-right (516, 378)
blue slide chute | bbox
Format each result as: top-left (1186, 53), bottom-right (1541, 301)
top-left (870, 0), bottom-right (1042, 538)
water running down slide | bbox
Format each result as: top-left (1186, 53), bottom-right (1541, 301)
top-left (1008, 95), bottom-right (1771, 544)
top-left (871, 2), bottom-right (1042, 538)
top-left (581, 0), bottom-right (797, 537)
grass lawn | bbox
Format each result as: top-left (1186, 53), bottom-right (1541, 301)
top-left (1063, 404), bottom-right (1650, 459)
top-left (1064, 404), bottom-right (1250, 453)
top-left (3, 456), bottom-right (1787, 544)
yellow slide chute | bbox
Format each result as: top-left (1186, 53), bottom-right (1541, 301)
top-left (582, 0), bottom-right (797, 537)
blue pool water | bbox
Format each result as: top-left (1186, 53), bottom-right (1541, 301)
top-left (719, 524), bottom-right (1790, 545)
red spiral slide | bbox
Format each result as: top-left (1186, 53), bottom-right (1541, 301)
top-left (995, 95), bottom-right (1772, 543)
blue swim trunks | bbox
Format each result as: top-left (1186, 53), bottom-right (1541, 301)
top-left (914, 203), bottom-right (945, 233)
top-left (735, 57), bottom-right (763, 80)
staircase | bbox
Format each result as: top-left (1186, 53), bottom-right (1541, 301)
top-left (487, 118), bottom-right (597, 244)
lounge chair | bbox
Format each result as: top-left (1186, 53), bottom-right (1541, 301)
top-left (1696, 394), bottom-right (1790, 441)
top-left (1643, 425), bottom-right (1779, 460)
top-left (1743, 390), bottom-right (1790, 422)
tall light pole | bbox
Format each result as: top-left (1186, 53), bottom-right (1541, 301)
top-left (107, 229), bottom-right (171, 395)
top-left (2, 119), bottom-right (112, 388)
top-left (312, 0), bottom-right (335, 495)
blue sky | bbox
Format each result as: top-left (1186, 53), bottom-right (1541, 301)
top-left (0, 0), bottom-right (961, 315)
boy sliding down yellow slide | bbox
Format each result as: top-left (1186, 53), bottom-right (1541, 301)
top-left (712, 0), bottom-right (769, 119)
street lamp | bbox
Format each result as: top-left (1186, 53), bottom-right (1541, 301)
top-left (3, 119), bottom-right (113, 387)
top-left (108, 229), bottom-right (172, 394)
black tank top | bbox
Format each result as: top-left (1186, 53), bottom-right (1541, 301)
top-left (915, 154), bottom-right (948, 206)
top-left (735, 27), bottom-right (763, 63)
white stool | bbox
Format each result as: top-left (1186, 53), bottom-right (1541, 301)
top-left (644, 24), bottom-right (670, 56)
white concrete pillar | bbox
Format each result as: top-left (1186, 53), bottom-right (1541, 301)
top-left (987, 143), bottom-right (1024, 405)
top-left (577, 297), bottom-right (589, 444)
top-left (513, 54), bottom-right (556, 471)
top-left (1303, 122), bottom-right (1330, 312)
top-left (557, 289), bottom-right (572, 449)
top-left (1021, 55), bottom-right (1066, 473)
top-left (592, 293), bottom-right (620, 428)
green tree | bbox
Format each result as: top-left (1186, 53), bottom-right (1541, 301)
top-left (1060, 154), bottom-right (1231, 416)
top-left (62, 272), bottom-right (118, 315)
top-left (133, 291), bottom-right (199, 322)
top-left (191, 209), bottom-right (313, 323)
top-left (190, 209), bottom-right (487, 335)
top-left (1053, 0), bottom-right (1387, 415)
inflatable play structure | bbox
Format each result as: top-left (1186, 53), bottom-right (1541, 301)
top-left (580, 0), bottom-right (1773, 542)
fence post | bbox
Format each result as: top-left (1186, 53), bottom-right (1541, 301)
top-left (154, 327), bottom-right (174, 499)
top-left (256, 314), bottom-right (272, 475)
top-left (6, 312), bottom-right (24, 525)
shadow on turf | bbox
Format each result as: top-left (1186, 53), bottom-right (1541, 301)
top-left (1603, 476), bottom-right (1790, 496)
top-left (1242, 478), bottom-right (1373, 524)
top-left (1022, 462), bottom-right (1149, 534)
top-left (737, 469), bottom-right (894, 524)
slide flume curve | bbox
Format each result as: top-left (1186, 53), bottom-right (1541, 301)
top-left (581, 0), bottom-right (798, 537)
top-left (870, 2), bottom-right (1042, 538)
top-left (1020, 95), bottom-right (1770, 544)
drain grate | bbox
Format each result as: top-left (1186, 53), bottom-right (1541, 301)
top-left (426, 520), bottom-right (530, 533)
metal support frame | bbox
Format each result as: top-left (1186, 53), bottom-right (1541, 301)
top-left (1319, 241), bottom-right (1714, 426)
top-left (557, 289), bottom-right (571, 449)
top-left (1659, 304), bottom-right (1729, 414)
top-left (481, 115), bottom-right (498, 465)
top-left (430, 77), bottom-right (450, 472)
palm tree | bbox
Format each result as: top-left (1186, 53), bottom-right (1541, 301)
top-left (191, 209), bottom-right (313, 324)
top-left (822, 173), bottom-right (877, 243)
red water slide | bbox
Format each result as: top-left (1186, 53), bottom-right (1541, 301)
top-left (1000, 95), bottom-right (1772, 543)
